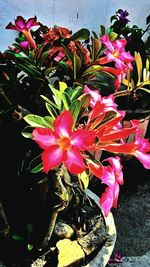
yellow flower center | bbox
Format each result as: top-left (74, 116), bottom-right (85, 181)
top-left (58, 136), bottom-right (71, 150)
top-left (113, 50), bottom-right (119, 58)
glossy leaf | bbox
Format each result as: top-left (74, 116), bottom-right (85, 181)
top-left (24, 114), bottom-right (51, 128)
top-left (61, 92), bottom-right (72, 110)
top-left (69, 99), bottom-right (82, 127)
top-left (92, 37), bottom-right (101, 61)
top-left (45, 103), bottom-right (58, 119)
top-left (59, 81), bottom-right (67, 93)
top-left (21, 126), bottom-right (34, 139)
top-left (70, 28), bottom-right (90, 41)
top-left (27, 243), bottom-right (33, 251)
top-left (82, 65), bottom-right (103, 77)
top-left (29, 155), bottom-right (43, 173)
top-left (73, 54), bottom-right (81, 79)
top-left (135, 52), bottom-right (142, 85)
top-left (78, 171), bottom-right (89, 191)
top-left (40, 94), bottom-right (58, 109)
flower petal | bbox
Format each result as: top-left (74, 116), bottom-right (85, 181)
top-left (71, 129), bottom-right (95, 150)
top-left (100, 187), bottom-right (114, 217)
top-left (32, 127), bottom-right (57, 150)
top-left (54, 110), bottom-right (73, 137)
top-left (42, 145), bottom-right (65, 173)
top-left (65, 146), bottom-right (87, 174)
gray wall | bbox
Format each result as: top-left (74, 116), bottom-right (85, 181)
top-left (0, 0), bottom-right (150, 51)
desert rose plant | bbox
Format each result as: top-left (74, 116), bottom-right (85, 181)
top-left (0, 15), bottom-right (150, 266)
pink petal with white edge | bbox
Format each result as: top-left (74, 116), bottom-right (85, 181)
top-left (42, 145), bottom-right (66, 173)
top-left (54, 110), bottom-right (73, 137)
top-left (65, 146), bottom-right (87, 174)
top-left (32, 127), bottom-right (57, 150)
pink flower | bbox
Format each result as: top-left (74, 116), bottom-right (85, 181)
top-left (131, 131), bottom-right (150, 169)
top-left (6, 16), bottom-right (40, 49)
top-left (84, 85), bottom-right (118, 110)
top-left (99, 34), bottom-right (134, 90)
top-left (32, 110), bottom-right (95, 175)
top-left (100, 157), bottom-right (123, 216)
top-left (100, 34), bottom-right (134, 70)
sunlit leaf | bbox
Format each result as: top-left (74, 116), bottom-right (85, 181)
top-left (78, 171), bottom-right (89, 191)
top-left (61, 92), bottom-right (72, 110)
top-left (135, 51), bottom-right (143, 85)
top-left (21, 126), bottom-right (34, 139)
top-left (70, 100), bottom-right (82, 127)
top-left (82, 65), bottom-right (103, 77)
top-left (24, 114), bottom-right (50, 128)
top-left (59, 81), bottom-right (67, 93)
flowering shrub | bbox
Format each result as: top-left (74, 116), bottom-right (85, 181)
top-left (0, 15), bottom-right (150, 258)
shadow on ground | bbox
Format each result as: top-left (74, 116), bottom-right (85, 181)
top-left (111, 158), bottom-right (150, 257)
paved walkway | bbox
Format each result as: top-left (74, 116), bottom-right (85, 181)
top-left (108, 251), bottom-right (150, 267)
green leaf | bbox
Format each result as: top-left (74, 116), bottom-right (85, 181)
top-left (82, 65), bottom-right (103, 77)
top-left (16, 63), bottom-right (42, 76)
top-left (27, 243), bottom-right (33, 251)
top-left (46, 103), bottom-right (58, 119)
top-left (52, 88), bottom-right (62, 109)
top-left (12, 235), bottom-right (24, 242)
top-left (44, 66), bottom-right (57, 76)
top-left (61, 92), bottom-right (72, 110)
top-left (70, 86), bottom-right (83, 101)
top-left (29, 155), bottom-right (43, 173)
top-left (109, 31), bottom-right (118, 41)
top-left (40, 94), bottom-right (58, 109)
top-left (70, 100), bottom-right (82, 127)
top-left (70, 28), bottom-right (90, 41)
top-left (44, 116), bottom-right (54, 128)
top-left (110, 15), bottom-right (117, 23)
top-left (39, 50), bottom-right (51, 66)
top-left (59, 81), bottom-right (68, 93)
top-left (100, 25), bottom-right (106, 36)
top-left (24, 114), bottom-right (51, 128)
top-left (92, 31), bottom-right (98, 39)
top-left (21, 126), bottom-right (34, 139)
top-left (92, 37), bottom-right (101, 61)
top-left (73, 54), bottom-right (81, 79)
top-left (135, 52), bottom-right (143, 85)
top-left (58, 61), bottom-right (72, 76)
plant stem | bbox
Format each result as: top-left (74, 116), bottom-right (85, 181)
top-left (41, 210), bottom-right (58, 249)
